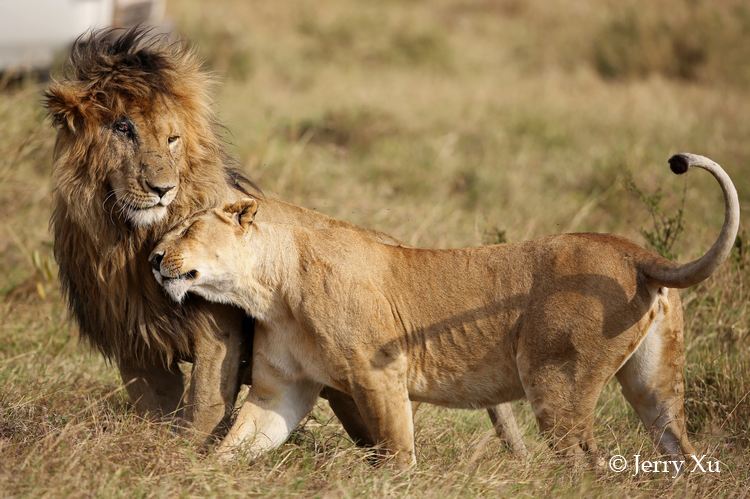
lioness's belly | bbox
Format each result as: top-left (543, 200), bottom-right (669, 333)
top-left (404, 323), bottom-right (525, 408)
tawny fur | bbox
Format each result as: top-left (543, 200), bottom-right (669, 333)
top-left (45, 28), bottom-right (252, 365)
top-left (151, 154), bottom-right (738, 466)
top-left (44, 27), bottom-right (525, 449)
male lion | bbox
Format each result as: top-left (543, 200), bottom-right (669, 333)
top-left (44, 27), bottom-right (524, 452)
top-left (150, 153), bottom-right (738, 467)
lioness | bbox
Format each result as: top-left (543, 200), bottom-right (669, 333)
top-left (150, 153), bottom-right (739, 467)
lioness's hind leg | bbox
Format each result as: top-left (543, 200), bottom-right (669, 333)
top-left (487, 403), bottom-right (528, 457)
top-left (517, 319), bottom-right (610, 464)
top-left (615, 291), bottom-right (694, 458)
top-left (520, 365), bottom-right (605, 462)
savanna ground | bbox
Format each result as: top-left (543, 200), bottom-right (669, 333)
top-left (1, 0), bottom-right (749, 496)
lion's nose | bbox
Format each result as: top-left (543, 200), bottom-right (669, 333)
top-left (150, 252), bottom-right (164, 272)
top-left (146, 181), bottom-right (175, 198)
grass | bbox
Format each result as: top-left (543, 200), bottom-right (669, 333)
top-left (1, 0), bottom-right (749, 496)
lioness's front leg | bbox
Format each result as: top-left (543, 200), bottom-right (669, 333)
top-left (185, 302), bottom-right (246, 444)
top-left (119, 359), bottom-right (186, 419)
top-left (217, 356), bottom-right (321, 460)
top-left (320, 387), bottom-right (375, 447)
top-left (350, 365), bottom-right (415, 468)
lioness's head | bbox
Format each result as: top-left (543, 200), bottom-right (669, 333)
top-left (45, 28), bottom-right (229, 230)
top-left (150, 199), bottom-right (259, 303)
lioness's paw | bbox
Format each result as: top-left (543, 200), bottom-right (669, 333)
top-left (215, 446), bottom-right (238, 463)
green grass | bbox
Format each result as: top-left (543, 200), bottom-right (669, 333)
top-left (1, 0), bottom-right (749, 496)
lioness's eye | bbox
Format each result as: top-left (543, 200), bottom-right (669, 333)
top-left (181, 221), bottom-right (196, 237)
top-left (168, 135), bottom-right (180, 145)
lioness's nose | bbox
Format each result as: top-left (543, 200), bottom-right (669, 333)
top-left (146, 181), bottom-right (175, 198)
top-left (150, 252), bottom-right (164, 272)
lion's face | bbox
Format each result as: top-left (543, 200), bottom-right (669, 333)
top-left (106, 98), bottom-right (185, 227)
top-left (43, 30), bottom-right (233, 235)
top-left (150, 199), bottom-right (259, 303)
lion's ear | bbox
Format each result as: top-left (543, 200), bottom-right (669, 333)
top-left (43, 82), bottom-right (89, 132)
top-left (226, 198), bottom-right (259, 229)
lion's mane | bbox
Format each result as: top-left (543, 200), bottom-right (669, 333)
top-left (45, 28), bottom-right (256, 365)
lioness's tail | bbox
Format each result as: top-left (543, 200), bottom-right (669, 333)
top-left (642, 153), bottom-right (740, 289)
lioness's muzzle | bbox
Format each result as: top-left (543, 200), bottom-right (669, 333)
top-left (150, 249), bottom-right (200, 281)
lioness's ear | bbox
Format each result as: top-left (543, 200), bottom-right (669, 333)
top-left (225, 198), bottom-right (258, 229)
top-left (238, 199), bottom-right (259, 228)
top-left (43, 82), bottom-right (89, 132)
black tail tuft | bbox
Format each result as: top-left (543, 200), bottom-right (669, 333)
top-left (668, 154), bottom-right (690, 175)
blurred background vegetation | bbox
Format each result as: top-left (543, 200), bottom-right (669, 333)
top-left (1, 0), bottom-right (748, 496)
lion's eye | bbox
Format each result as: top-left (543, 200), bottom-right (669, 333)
top-left (168, 135), bottom-right (180, 145)
top-left (113, 119), bottom-right (134, 138)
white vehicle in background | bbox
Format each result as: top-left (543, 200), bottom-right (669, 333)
top-left (0, 0), bottom-right (166, 72)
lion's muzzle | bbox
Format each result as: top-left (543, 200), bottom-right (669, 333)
top-left (150, 251), bottom-right (164, 272)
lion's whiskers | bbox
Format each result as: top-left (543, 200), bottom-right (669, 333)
top-left (102, 189), bottom-right (128, 226)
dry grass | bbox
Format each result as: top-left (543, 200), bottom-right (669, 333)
top-left (1, 0), bottom-right (749, 496)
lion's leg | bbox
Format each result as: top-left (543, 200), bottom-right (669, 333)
top-left (320, 387), bottom-right (375, 447)
top-left (349, 367), bottom-right (415, 468)
top-left (119, 359), bottom-right (186, 418)
top-left (615, 294), bottom-right (694, 459)
top-left (185, 303), bottom-right (245, 445)
top-left (487, 403), bottom-right (528, 457)
top-left (216, 356), bottom-right (321, 460)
